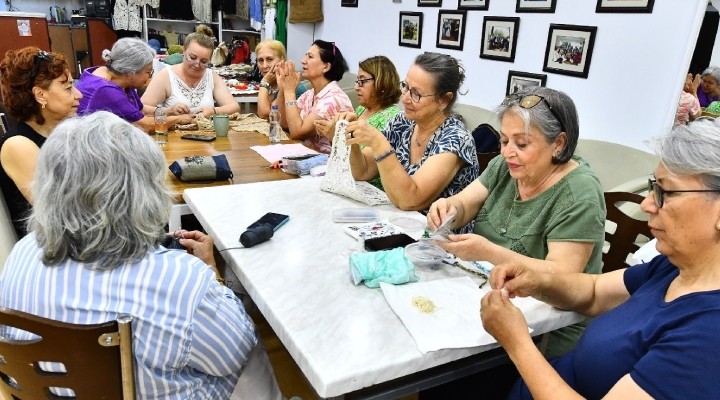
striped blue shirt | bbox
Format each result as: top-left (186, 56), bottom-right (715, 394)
top-left (0, 234), bottom-right (257, 400)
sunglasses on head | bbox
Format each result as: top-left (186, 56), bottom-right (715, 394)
top-left (502, 93), bottom-right (566, 133)
top-left (30, 50), bottom-right (54, 79)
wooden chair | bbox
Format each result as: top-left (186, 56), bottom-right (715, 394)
top-left (602, 191), bottom-right (653, 273)
top-left (0, 308), bottom-right (135, 400)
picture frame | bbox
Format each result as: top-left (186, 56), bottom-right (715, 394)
top-left (418, 0), bottom-right (442, 7)
top-left (341, 0), bottom-right (358, 7)
top-left (399, 12), bottom-right (423, 49)
top-left (479, 16), bottom-right (520, 63)
top-left (596, 0), bottom-right (654, 13)
top-left (542, 24), bottom-right (597, 79)
top-left (436, 9), bottom-right (467, 51)
top-left (515, 0), bottom-right (557, 13)
top-left (506, 70), bottom-right (547, 96)
top-left (457, 0), bottom-right (489, 11)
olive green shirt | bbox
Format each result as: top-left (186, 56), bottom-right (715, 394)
top-left (476, 155), bottom-right (606, 358)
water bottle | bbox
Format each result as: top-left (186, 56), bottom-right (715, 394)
top-left (269, 105), bottom-right (281, 144)
top-left (154, 105), bottom-right (168, 145)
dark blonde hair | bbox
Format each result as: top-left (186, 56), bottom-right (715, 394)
top-left (184, 24), bottom-right (215, 50)
top-left (0, 47), bottom-right (69, 125)
top-left (358, 56), bottom-right (401, 108)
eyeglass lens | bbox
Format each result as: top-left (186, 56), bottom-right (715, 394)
top-left (504, 94), bottom-right (566, 133)
top-left (648, 179), bottom-right (663, 208)
top-left (400, 81), bottom-right (423, 103)
top-left (355, 77), bottom-right (374, 87)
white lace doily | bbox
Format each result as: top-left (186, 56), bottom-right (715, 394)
top-left (320, 120), bottom-right (390, 206)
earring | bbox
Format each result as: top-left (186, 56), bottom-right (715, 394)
top-left (41, 102), bottom-right (46, 109)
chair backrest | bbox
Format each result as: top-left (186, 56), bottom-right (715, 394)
top-left (0, 308), bottom-right (135, 400)
top-left (603, 191), bottom-right (653, 273)
top-left (0, 192), bottom-right (18, 269)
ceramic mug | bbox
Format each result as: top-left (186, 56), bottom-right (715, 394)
top-left (213, 114), bottom-right (230, 137)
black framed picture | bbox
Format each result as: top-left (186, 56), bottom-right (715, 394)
top-left (542, 24), bottom-right (597, 79)
top-left (399, 12), bottom-right (423, 49)
top-left (596, 0), bottom-right (654, 13)
top-left (506, 70), bottom-right (547, 96)
top-left (458, 0), bottom-right (489, 10)
top-left (418, 0), bottom-right (442, 7)
top-left (341, 0), bottom-right (358, 7)
top-left (436, 9), bottom-right (467, 51)
top-left (516, 0), bottom-right (557, 13)
top-left (480, 16), bottom-right (520, 63)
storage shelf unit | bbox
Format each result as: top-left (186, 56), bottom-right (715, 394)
top-left (141, 6), bottom-right (259, 47)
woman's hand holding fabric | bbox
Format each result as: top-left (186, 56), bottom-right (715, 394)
top-left (427, 198), bottom-right (458, 231)
top-left (167, 103), bottom-right (190, 115)
top-left (346, 119), bottom-right (384, 149)
top-left (436, 233), bottom-right (487, 263)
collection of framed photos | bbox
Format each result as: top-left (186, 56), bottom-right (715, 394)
top-left (396, 0), bottom-right (653, 81)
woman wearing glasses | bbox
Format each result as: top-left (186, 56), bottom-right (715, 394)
top-left (274, 40), bottom-right (354, 153)
top-left (479, 119), bottom-right (720, 400)
top-left (342, 52), bottom-right (478, 214)
top-left (142, 25), bottom-right (240, 119)
top-left (315, 55), bottom-right (402, 189)
top-left (0, 47), bottom-right (82, 238)
top-left (76, 38), bottom-right (183, 132)
top-left (426, 86), bottom-right (605, 362)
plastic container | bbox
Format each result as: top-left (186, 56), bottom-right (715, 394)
top-left (404, 241), bottom-right (447, 270)
top-left (332, 208), bottom-right (379, 223)
top-left (154, 104), bottom-right (167, 144)
top-left (269, 105), bottom-right (281, 144)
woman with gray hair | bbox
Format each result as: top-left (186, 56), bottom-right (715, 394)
top-left (685, 65), bottom-right (720, 108)
top-left (77, 38), bottom-right (192, 132)
top-left (426, 86), bottom-right (606, 359)
top-left (341, 52), bottom-right (479, 215)
top-left (478, 118), bottom-right (720, 399)
top-left (0, 111), bottom-right (285, 399)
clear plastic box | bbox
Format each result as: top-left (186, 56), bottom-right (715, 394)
top-left (332, 208), bottom-right (379, 223)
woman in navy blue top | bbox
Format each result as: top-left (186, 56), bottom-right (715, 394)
top-left (482, 119), bottom-right (720, 399)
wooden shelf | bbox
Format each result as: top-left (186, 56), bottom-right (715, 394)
top-left (146, 18), bottom-right (218, 25)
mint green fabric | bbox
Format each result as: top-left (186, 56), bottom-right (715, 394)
top-left (356, 104), bottom-right (401, 190)
top-left (476, 155), bottom-right (606, 358)
top-left (163, 53), bottom-right (184, 65)
top-left (349, 247), bottom-right (419, 288)
top-left (706, 100), bottom-right (720, 114)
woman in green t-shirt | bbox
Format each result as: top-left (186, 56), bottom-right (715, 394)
top-left (427, 86), bottom-right (606, 359)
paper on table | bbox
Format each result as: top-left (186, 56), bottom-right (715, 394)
top-left (250, 143), bottom-right (319, 163)
top-left (381, 277), bottom-right (494, 353)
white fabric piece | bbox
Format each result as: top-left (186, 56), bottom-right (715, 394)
top-left (263, 7), bottom-right (276, 41)
top-left (320, 120), bottom-right (391, 206)
top-left (230, 343), bottom-right (283, 400)
top-left (112, 0), bottom-right (142, 32)
top-left (192, 0), bottom-right (213, 23)
top-left (629, 238), bottom-right (660, 265)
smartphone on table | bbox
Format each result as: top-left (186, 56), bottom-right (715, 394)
top-left (247, 212), bottom-right (290, 231)
top-left (364, 233), bottom-right (417, 252)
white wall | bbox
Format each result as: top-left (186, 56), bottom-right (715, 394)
top-left (287, 0), bottom-right (707, 152)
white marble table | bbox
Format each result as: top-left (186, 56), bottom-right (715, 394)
top-left (183, 178), bottom-right (583, 399)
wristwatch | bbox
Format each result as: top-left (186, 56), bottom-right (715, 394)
top-left (259, 81), bottom-right (271, 90)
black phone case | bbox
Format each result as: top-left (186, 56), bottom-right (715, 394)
top-left (247, 212), bottom-right (290, 231)
top-left (181, 134), bottom-right (216, 142)
top-left (364, 234), bottom-right (417, 252)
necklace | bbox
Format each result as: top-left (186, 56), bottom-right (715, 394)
top-left (500, 185), bottom-right (518, 236)
top-left (413, 117), bottom-right (445, 147)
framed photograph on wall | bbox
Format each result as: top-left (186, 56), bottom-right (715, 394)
top-left (436, 10), bottom-right (467, 51)
top-left (399, 12), bottom-right (423, 48)
top-left (480, 16), bottom-right (520, 62)
top-left (506, 70), bottom-right (547, 96)
top-left (341, 0), bottom-right (359, 7)
top-left (516, 0), bottom-right (556, 13)
top-left (543, 24), bottom-right (597, 79)
top-left (596, 0), bottom-right (654, 13)
top-left (458, 0), bottom-right (489, 10)
top-left (418, 0), bottom-right (442, 7)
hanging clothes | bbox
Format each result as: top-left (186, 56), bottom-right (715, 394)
top-left (263, 7), bottom-right (276, 42)
top-left (249, 0), bottom-right (263, 31)
top-left (130, 0), bottom-right (160, 7)
top-left (192, 0), bottom-right (212, 23)
top-left (235, 0), bottom-right (249, 19)
top-left (159, 0), bottom-right (194, 20)
top-left (113, 0), bottom-right (142, 32)
top-left (275, 0), bottom-right (287, 46)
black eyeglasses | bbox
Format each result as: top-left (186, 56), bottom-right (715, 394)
top-left (30, 50), bottom-right (54, 79)
top-left (648, 178), bottom-right (720, 208)
top-left (400, 81), bottom-right (435, 103)
top-left (355, 77), bottom-right (374, 87)
top-left (502, 93), bottom-right (566, 133)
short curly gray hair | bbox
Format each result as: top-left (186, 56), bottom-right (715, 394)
top-left (101, 37), bottom-right (155, 74)
top-left (29, 111), bottom-right (174, 270)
